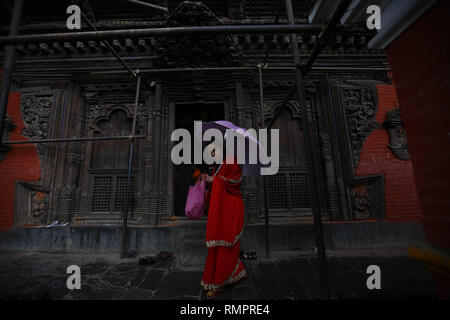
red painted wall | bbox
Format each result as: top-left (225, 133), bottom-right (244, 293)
top-left (385, 0), bottom-right (450, 298)
top-left (386, 0), bottom-right (450, 249)
top-left (0, 92), bottom-right (41, 232)
top-left (356, 84), bottom-right (423, 221)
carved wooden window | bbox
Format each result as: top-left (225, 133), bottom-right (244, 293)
top-left (268, 170), bottom-right (310, 211)
top-left (265, 106), bottom-right (310, 214)
top-left (90, 109), bottom-right (135, 170)
top-left (90, 174), bottom-right (135, 214)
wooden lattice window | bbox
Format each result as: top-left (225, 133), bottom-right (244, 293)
top-left (267, 170), bottom-right (310, 211)
top-left (90, 175), bottom-right (135, 214)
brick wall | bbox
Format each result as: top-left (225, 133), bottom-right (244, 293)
top-left (0, 92), bottom-right (41, 232)
top-left (356, 85), bottom-right (423, 222)
top-left (386, 0), bottom-right (450, 248)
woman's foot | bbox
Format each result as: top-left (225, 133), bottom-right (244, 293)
top-left (239, 250), bottom-right (250, 260)
top-left (206, 289), bottom-right (222, 299)
top-left (239, 251), bottom-right (257, 260)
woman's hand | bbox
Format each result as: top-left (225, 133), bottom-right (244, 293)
top-left (201, 173), bottom-right (213, 183)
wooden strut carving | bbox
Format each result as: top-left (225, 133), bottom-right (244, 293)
top-left (20, 94), bottom-right (53, 162)
top-left (341, 86), bottom-right (380, 168)
top-left (154, 1), bottom-right (242, 67)
top-left (0, 115), bottom-right (16, 161)
top-left (384, 107), bottom-right (410, 160)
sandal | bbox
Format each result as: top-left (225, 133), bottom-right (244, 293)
top-left (239, 251), bottom-right (250, 260)
top-left (157, 251), bottom-right (173, 260)
top-left (250, 251), bottom-right (257, 260)
top-left (138, 256), bottom-right (157, 265)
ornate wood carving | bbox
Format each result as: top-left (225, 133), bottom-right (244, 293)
top-left (88, 103), bottom-right (146, 133)
top-left (384, 107), bottom-right (410, 160)
top-left (14, 182), bottom-right (51, 226)
top-left (326, 76), bottom-right (386, 221)
top-left (20, 94), bottom-right (53, 161)
top-left (0, 115), bottom-right (16, 161)
top-left (340, 86), bottom-right (380, 168)
top-left (350, 185), bottom-right (371, 220)
top-left (30, 191), bottom-right (49, 224)
top-left (154, 1), bottom-right (242, 67)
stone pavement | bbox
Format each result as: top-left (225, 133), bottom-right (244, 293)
top-left (0, 248), bottom-right (437, 300)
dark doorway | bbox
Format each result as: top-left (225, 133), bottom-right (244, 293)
top-left (174, 103), bottom-right (224, 216)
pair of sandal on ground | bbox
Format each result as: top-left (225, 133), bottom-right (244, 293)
top-left (138, 251), bottom-right (173, 265)
top-left (239, 250), bottom-right (257, 260)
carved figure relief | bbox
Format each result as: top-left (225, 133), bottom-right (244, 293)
top-left (384, 108), bottom-right (410, 160)
top-left (351, 185), bottom-right (371, 220)
top-left (30, 191), bottom-right (49, 225)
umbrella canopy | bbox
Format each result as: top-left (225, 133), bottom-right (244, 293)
top-left (196, 120), bottom-right (269, 176)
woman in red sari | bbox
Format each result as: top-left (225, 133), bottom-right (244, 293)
top-left (200, 145), bottom-right (247, 299)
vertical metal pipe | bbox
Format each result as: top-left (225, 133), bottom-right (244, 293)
top-left (284, 0), bottom-right (331, 298)
top-left (258, 64), bottom-right (271, 259)
top-left (0, 0), bottom-right (24, 150)
top-left (120, 74), bottom-right (141, 259)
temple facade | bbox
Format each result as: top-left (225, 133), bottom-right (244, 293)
top-left (0, 0), bottom-right (422, 229)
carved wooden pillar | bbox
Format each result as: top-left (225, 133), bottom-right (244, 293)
top-left (16, 87), bottom-right (65, 225)
top-left (149, 83), bottom-right (163, 226)
top-left (158, 94), bottom-right (174, 221)
top-left (235, 81), bottom-right (262, 224)
top-left (50, 82), bottom-right (85, 224)
top-left (142, 91), bottom-right (155, 225)
top-left (326, 75), bottom-right (385, 221)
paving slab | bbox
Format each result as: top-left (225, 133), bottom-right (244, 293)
top-left (0, 249), bottom-right (437, 300)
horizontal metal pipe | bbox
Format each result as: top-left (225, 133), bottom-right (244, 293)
top-left (86, 66), bottom-right (390, 74)
top-left (2, 135), bottom-right (147, 144)
top-left (125, 0), bottom-right (168, 12)
top-left (0, 24), bottom-right (323, 46)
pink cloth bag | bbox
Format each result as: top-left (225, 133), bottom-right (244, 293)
top-left (185, 180), bottom-right (207, 219)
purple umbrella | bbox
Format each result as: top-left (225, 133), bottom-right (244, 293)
top-left (196, 120), bottom-right (269, 176)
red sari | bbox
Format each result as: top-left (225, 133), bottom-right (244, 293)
top-left (201, 156), bottom-right (247, 291)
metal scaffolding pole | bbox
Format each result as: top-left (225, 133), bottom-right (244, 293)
top-left (0, 0), bottom-right (23, 151)
top-left (120, 73), bottom-right (141, 259)
top-left (258, 63), bottom-right (271, 259)
top-left (284, 0), bottom-right (330, 298)
top-left (303, 0), bottom-right (353, 75)
top-left (0, 24), bottom-right (323, 46)
top-left (2, 135), bottom-right (146, 144)
top-left (272, 0), bottom-right (353, 122)
top-left (78, 8), bottom-right (137, 78)
top-left (125, 0), bottom-right (168, 12)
